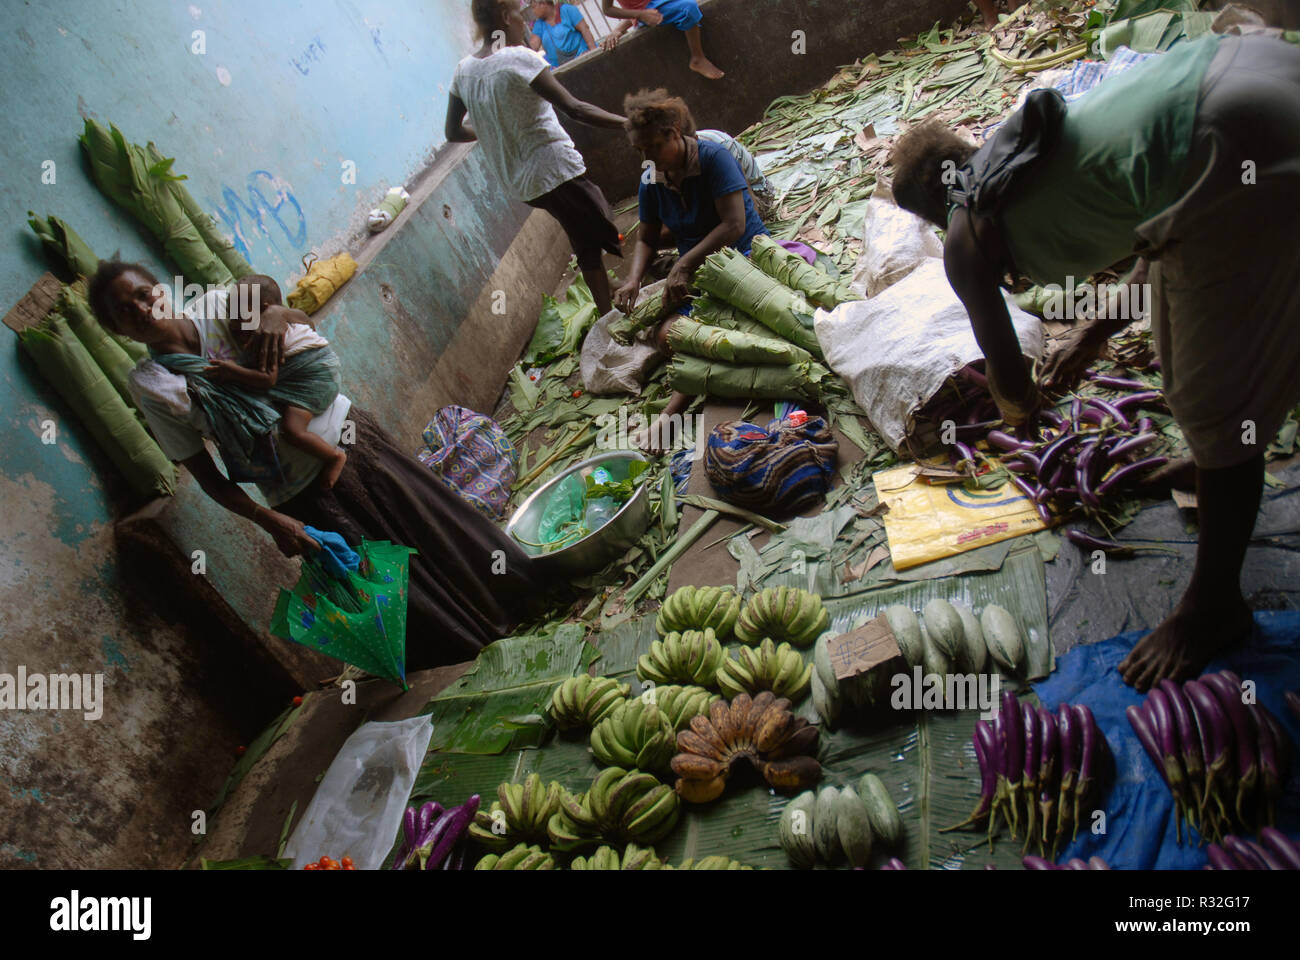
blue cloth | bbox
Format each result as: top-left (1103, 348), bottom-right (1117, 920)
top-left (636, 0), bottom-right (703, 31)
top-left (1032, 611), bottom-right (1300, 869)
top-left (532, 5), bottom-right (589, 67)
top-left (639, 139), bottom-right (770, 260)
top-left (304, 525), bottom-right (360, 580)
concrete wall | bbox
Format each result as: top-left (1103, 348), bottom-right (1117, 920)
top-left (553, 0), bottom-right (974, 198)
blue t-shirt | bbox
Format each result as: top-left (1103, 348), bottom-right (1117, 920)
top-left (638, 139), bottom-right (770, 259)
top-left (532, 5), bottom-right (590, 67)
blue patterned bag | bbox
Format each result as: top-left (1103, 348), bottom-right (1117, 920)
top-left (417, 406), bottom-right (518, 521)
top-left (704, 416), bottom-right (837, 517)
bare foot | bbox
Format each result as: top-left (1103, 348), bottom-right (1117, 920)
top-left (1136, 456), bottom-right (1196, 494)
top-left (1117, 595), bottom-right (1252, 691)
top-left (321, 450), bottom-right (347, 490)
top-left (689, 56), bottom-right (724, 80)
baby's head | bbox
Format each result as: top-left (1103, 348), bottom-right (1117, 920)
top-left (231, 274), bottom-right (283, 343)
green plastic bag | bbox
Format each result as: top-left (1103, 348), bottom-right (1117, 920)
top-left (535, 473), bottom-right (588, 548)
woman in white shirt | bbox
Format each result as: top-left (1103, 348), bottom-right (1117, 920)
top-left (89, 260), bottom-right (546, 669)
top-left (445, 0), bottom-right (628, 315)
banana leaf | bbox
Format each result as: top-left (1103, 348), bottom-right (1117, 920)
top-left (523, 275), bottom-right (598, 364)
top-left (607, 289), bottom-right (666, 346)
top-left (27, 211), bottom-right (99, 279)
top-left (667, 318), bottom-right (811, 366)
top-left (668, 353), bottom-right (832, 404)
top-left (692, 247), bottom-right (823, 359)
top-left (749, 235), bottom-right (856, 310)
top-left (688, 296), bottom-right (773, 340)
top-left (79, 119), bottom-right (234, 287)
top-left (57, 284), bottom-right (138, 409)
top-left (19, 315), bottom-right (176, 498)
top-left (144, 141), bottom-right (253, 280)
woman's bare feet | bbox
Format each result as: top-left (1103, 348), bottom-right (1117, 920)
top-left (689, 55), bottom-right (724, 79)
top-left (321, 449), bottom-right (347, 490)
top-left (1118, 593), bottom-right (1253, 691)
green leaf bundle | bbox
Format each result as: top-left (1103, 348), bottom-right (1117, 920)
top-left (523, 275), bottom-right (598, 364)
top-left (688, 296), bottom-right (775, 340)
top-left (144, 141), bottom-right (253, 281)
top-left (750, 235), bottom-right (857, 310)
top-left (57, 284), bottom-right (139, 408)
top-left (668, 353), bottom-right (833, 405)
top-left (691, 247), bottom-right (823, 359)
top-left (667, 318), bottom-right (811, 366)
top-left (608, 288), bottom-right (666, 346)
top-left (20, 315), bottom-right (176, 498)
top-left (27, 212), bottom-right (99, 279)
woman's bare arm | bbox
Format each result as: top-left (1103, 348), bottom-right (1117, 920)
top-left (445, 93), bottom-right (477, 143)
top-left (530, 69), bottom-right (626, 128)
top-left (181, 450), bottom-right (320, 556)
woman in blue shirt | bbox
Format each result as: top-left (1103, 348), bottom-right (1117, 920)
top-left (612, 89), bottom-right (772, 451)
top-left (529, 0), bottom-right (595, 68)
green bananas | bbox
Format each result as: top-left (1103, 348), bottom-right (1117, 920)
top-left (474, 842), bottom-right (556, 870)
top-left (551, 766), bottom-right (681, 848)
top-left (716, 638), bottom-right (813, 701)
top-left (637, 628), bottom-right (726, 687)
top-left (656, 585), bottom-right (742, 640)
top-left (467, 773), bottom-right (564, 850)
top-left (570, 842), bottom-right (665, 870)
top-left (589, 698), bottom-right (677, 773)
top-left (549, 675), bottom-right (630, 731)
top-left (735, 587), bottom-right (828, 648)
top-left (641, 684), bottom-right (721, 732)
top-left (670, 855), bottom-right (754, 870)
top-left (546, 789), bottom-right (602, 853)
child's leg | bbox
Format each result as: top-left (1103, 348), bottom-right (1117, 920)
top-left (280, 406), bottom-right (347, 489)
top-left (683, 25), bottom-right (723, 79)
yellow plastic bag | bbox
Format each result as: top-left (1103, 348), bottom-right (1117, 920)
top-left (286, 251), bottom-right (357, 315)
top-left (872, 464), bottom-right (1046, 570)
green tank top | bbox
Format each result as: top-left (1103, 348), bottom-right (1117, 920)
top-left (996, 35), bottom-right (1223, 285)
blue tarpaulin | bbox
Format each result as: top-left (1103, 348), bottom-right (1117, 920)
top-left (1033, 611), bottom-right (1300, 869)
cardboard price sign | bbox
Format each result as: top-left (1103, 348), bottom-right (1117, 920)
top-left (827, 616), bottom-right (900, 682)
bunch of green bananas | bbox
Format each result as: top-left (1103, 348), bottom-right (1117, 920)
top-left (546, 789), bottom-right (602, 852)
top-left (656, 585), bottom-right (742, 640)
top-left (669, 855), bottom-right (754, 870)
top-left (549, 766), bottom-right (681, 849)
top-left (467, 773), bottom-right (564, 850)
top-left (570, 842), bottom-right (664, 870)
top-left (716, 638), bottom-right (813, 701)
top-left (474, 843), bottom-right (556, 870)
top-left (735, 587), bottom-right (829, 648)
top-left (549, 675), bottom-right (630, 731)
top-left (637, 628), bottom-right (726, 687)
top-left (590, 698), bottom-right (676, 773)
top-left (641, 684), bottom-right (721, 732)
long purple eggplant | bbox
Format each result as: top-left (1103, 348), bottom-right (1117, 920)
top-left (1072, 704), bottom-right (1104, 842)
top-left (394, 801), bottom-right (443, 870)
top-left (1022, 701), bottom-right (1040, 852)
top-left (1222, 835), bottom-right (1265, 870)
top-left (1112, 391), bottom-right (1164, 413)
top-left (1247, 702), bottom-right (1282, 826)
top-left (421, 794), bottom-right (481, 870)
top-left (1076, 439), bottom-right (1102, 509)
top-left (1245, 839), bottom-right (1285, 871)
top-left (1201, 672), bottom-right (1258, 826)
top-left (1054, 702), bottom-right (1079, 858)
top-left (1087, 856), bottom-right (1110, 870)
top-left (1096, 456), bottom-right (1169, 496)
top-left (1037, 707), bottom-right (1059, 850)
top-left (1184, 680), bottom-right (1233, 834)
top-left (1158, 679), bottom-right (1204, 815)
top-left (977, 718), bottom-right (1006, 852)
top-left (1085, 397), bottom-right (1131, 430)
top-left (1086, 373), bottom-right (1150, 392)
top-left (1205, 843), bottom-right (1237, 870)
top-left (1108, 432), bottom-right (1157, 459)
top-left (943, 721), bottom-right (996, 833)
top-left (1255, 703), bottom-right (1292, 785)
top-left (1147, 687), bottom-right (1192, 841)
top-left (1002, 692), bottom-right (1025, 839)
top-left (1023, 855), bottom-right (1055, 870)
top-left (1260, 826), bottom-right (1300, 870)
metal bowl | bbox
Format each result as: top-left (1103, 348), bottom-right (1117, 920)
top-left (506, 451), bottom-right (652, 577)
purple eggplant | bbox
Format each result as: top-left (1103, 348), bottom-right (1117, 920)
top-left (987, 429), bottom-right (1034, 452)
top-left (1021, 701), bottom-right (1040, 852)
top-left (1087, 856), bottom-right (1110, 870)
top-left (1022, 855), bottom-right (1056, 871)
top-left (1037, 708), bottom-right (1059, 850)
top-left (1245, 839), bottom-right (1285, 871)
top-left (421, 794), bottom-right (481, 870)
top-left (1084, 397), bottom-right (1131, 430)
top-left (1066, 528), bottom-right (1132, 556)
top-left (1072, 704), bottom-right (1104, 842)
top-left (1260, 826), bottom-right (1300, 870)
top-left (977, 718), bottom-right (1006, 852)
top-left (1086, 373), bottom-right (1150, 392)
top-left (1247, 702), bottom-right (1283, 826)
top-left (1112, 391), bottom-right (1164, 413)
top-left (1076, 439), bottom-right (1102, 509)
top-left (1158, 679), bottom-right (1204, 814)
top-left (1147, 689), bottom-right (1193, 842)
top-left (1065, 857), bottom-right (1088, 870)
top-left (1222, 835), bottom-right (1265, 870)
top-left (1037, 432), bottom-right (1080, 486)
top-left (1096, 456), bottom-right (1169, 496)
top-left (1002, 692), bottom-right (1025, 839)
top-left (944, 721), bottom-right (996, 833)
top-left (1184, 680), bottom-right (1234, 834)
top-left (1255, 703), bottom-right (1291, 786)
top-left (1040, 410), bottom-right (1065, 429)
top-left (881, 857), bottom-right (907, 870)
top-left (1108, 432), bottom-right (1158, 459)
top-left (1201, 672), bottom-right (1258, 826)
top-left (1205, 844), bottom-right (1237, 870)
top-left (1054, 702), bottom-right (1078, 857)
top-left (1127, 703), bottom-right (1169, 786)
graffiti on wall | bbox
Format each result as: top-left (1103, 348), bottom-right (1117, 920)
top-left (290, 36), bottom-right (327, 76)
top-left (212, 171), bottom-right (307, 261)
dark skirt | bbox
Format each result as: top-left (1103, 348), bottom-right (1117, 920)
top-left (277, 407), bottom-right (546, 669)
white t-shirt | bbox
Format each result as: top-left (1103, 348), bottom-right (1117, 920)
top-left (450, 45), bottom-right (586, 202)
top-left (127, 287), bottom-right (352, 506)
top-left (283, 322), bottom-right (329, 356)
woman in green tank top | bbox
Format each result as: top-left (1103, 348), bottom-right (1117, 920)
top-left (891, 33), bottom-right (1300, 692)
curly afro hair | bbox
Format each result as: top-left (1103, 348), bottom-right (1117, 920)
top-left (889, 121), bottom-right (977, 227)
top-left (623, 88), bottom-right (695, 139)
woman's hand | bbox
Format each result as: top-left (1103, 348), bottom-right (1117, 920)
top-left (203, 359), bottom-right (238, 382)
top-left (662, 262), bottom-right (691, 306)
top-left (244, 304), bottom-right (288, 374)
top-left (613, 277), bottom-right (642, 314)
top-left (1040, 324), bottom-right (1107, 395)
top-left (261, 510), bottom-right (322, 559)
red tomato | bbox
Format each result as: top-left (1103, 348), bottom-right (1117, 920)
top-left (303, 863), bottom-right (319, 870)
top-left (572, 390), bottom-right (583, 398)
top-left (292, 696), bottom-right (303, 706)
top-left (340, 856), bottom-right (354, 869)
top-left (235, 745), bottom-right (247, 756)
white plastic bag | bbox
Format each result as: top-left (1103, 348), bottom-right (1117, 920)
top-left (281, 714), bottom-right (434, 870)
top-left (851, 195), bottom-right (944, 298)
top-left (816, 257), bottom-right (1044, 453)
top-left (580, 279), bottom-right (668, 395)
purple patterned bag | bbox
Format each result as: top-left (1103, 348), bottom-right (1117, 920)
top-left (417, 406), bottom-right (518, 521)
